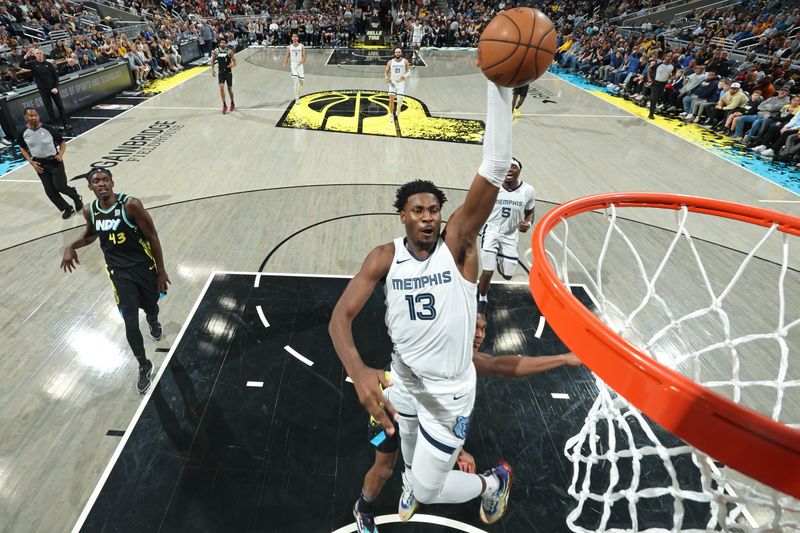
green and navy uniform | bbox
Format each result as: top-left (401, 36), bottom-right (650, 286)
top-left (215, 46), bottom-right (233, 86)
top-left (92, 193), bottom-right (159, 360)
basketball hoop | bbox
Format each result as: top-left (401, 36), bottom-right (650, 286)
top-left (529, 193), bottom-right (800, 531)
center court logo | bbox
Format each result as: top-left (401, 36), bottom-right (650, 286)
top-left (276, 90), bottom-right (484, 144)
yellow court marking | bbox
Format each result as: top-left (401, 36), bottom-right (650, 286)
top-left (278, 90), bottom-right (484, 144)
top-left (143, 66), bottom-right (210, 95)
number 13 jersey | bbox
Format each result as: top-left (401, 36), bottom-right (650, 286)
top-left (384, 236), bottom-right (477, 381)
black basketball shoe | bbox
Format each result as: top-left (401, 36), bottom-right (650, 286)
top-left (137, 359), bottom-right (154, 394)
top-left (147, 316), bottom-right (163, 341)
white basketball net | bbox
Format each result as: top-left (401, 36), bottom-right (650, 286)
top-left (543, 203), bottom-right (800, 532)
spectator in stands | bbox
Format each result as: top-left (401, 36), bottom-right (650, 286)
top-left (702, 81), bottom-right (748, 128)
top-left (748, 92), bottom-right (799, 147)
top-left (752, 95), bottom-right (800, 155)
top-left (22, 48), bottom-right (67, 129)
top-left (126, 48), bottom-right (147, 85)
top-left (730, 89), bottom-right (764, 140)
top-left (681, 69), bottom-right (719, 120)
top-left (742, 86), bottom-right (792, 141)
top-left (60, 55), bottom-right (81, 75)
top-left (162, 40), bottom-right (182, 71)
top-left (200, 20), bottom-right (213, 57)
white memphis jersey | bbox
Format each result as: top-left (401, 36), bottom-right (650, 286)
top-left (485, 181), bottom-right (536, 235)
top-left (289, 43), bottom-right (303, 65)
top-left (390, 58), bottom-right (406, 82)
top-left (412, 23), bottom-right (423, 41)
top-left (385, 237), bottom-right (477, 381)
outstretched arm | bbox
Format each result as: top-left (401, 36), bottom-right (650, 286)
top-left (329, 243), bottom-right (396, 433)
top-left (473, 351), bottom-right (582, 378)
top-left (210, 50), bottom-right (217, 75)
top-left (125, 198), bottom-right (171, 294)
top-left (230, 50), bottom-right (237, 68)
top-left (61, 206), bottom-right (98, 272)
top-left (444, 81), bottom-right (513, 276)
top-left (283, 46), bottom-right (290, 67)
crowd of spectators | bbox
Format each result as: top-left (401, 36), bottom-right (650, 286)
top-left (0, 0), bottom-right (799, 167)
top-left (552, 0), bottom-right (800, 168)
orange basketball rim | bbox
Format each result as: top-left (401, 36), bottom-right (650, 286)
top-left (528, 192), bottom-right (800, 499)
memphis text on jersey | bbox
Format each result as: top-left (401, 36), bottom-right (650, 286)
top-left (391, 270), bottom-right (452, 291)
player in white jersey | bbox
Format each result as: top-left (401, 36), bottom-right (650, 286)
top-left (353, 311), bottom-right (582, 533)
top-left (478, 158), bottom-right (535, 306)
top-left (330, 79), bottom-right (516, 530)
top-left (282, 33), bottom-right (305, 104)
top-left (384, 48), bottom-right (412, 123)
top-left (410, 20), bottom-right (423, 64)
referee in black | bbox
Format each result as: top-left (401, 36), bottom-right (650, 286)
top-left (18, 107), bottom-right (82, 219)
top-left (648, 52), bottom-right (675, 120)
top-left (22, 48), bottom-right (67, 128)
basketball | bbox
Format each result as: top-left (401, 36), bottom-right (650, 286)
top-left (477, 8), bottom-right (557, 88)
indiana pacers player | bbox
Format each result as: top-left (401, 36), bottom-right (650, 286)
top-left (282, 33), bottom-right (305, 104)
top-left (330, 80), bottom-right (516, 528)
top-left (384, 48), bottom-right (412, 123)
top-left (211, 37), bottom-right (237, 114)
top-left (60, 168), bottom-right (170, 394)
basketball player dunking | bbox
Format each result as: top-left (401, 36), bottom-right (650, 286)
top-left (354, 311), bottom-right (581, 532)
top-left (60, 168), bottom-right (170, 394)
top-left (211, 37), bottom-right (237, 114)
top-left (330, 80), bottom-right (515, 527)
top-left (384, 48), bottom-right (412, 123)
top-left (282, 33), bottom-right (305, 105)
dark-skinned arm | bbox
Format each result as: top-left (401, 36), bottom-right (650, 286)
top-left (444, 81), bottom-right (512, 275)
top-left (473, 351), bottom-right (582, 378)
top-left (61, 205), bottom-right (98, 272)
top-left (329, 243), bottom-right (396, 434)
top-left (124, 197), bottom-right (171, 294)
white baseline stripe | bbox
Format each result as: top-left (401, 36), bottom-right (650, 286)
top-left (759, 200), bottom-right (800, 203)
top-left (71, 116), bottom-right (110, 120)
top-left (331, 513), bottom-right (487, 533)
top-left (70, 271), bottom-right (217, 533)
top-left (534, 316), bottom-right (546, 338)
top-left (256, 305), bottom-right (270, 328)
top-left (284, 345), bottom-right (313, 366)
top-left (0, 179), bottom-right (39, 183)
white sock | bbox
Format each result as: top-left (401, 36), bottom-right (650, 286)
top-left (481, 472), bottom-right (500, 494)
top-left (478, 82), bottom-right (513, 187)
top-left (479, 294), bottom-right (488, 302)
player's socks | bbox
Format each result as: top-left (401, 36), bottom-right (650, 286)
top-left (480, 461), bottom-right (512, 524)
top-left (354, 493), bottom-right (377, 533)
top-left (230, 101), bottom-right (235, 111)
top-left (398, 469), bottom-right (418, 521)
top-left (222, 103), bottom-right (228, 114)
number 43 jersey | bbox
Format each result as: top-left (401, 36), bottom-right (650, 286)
top-left (485, 181), bottom-right (536, 235)
top-left (384, 236), bottom-right (477, 381)
top-left (91, 193), bottom-right (155, 269)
